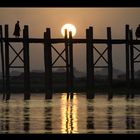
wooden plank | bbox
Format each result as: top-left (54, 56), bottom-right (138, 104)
top-left (29, 38), bottom-right (132, 44)
top-left (1, 38), bottom-right (132, 44)
top-left (94, 66), bottom-right (108, 68)
top-left (10, 66), bottom-right (24, 68)
top-left (134, 61), bottom-right (140, 63)
top-left (4, 37), bottom-right (140, 45)
top-left (132, 40), bottom-right (140, 44)
top-left (52, 66), bottom-right (67, 68)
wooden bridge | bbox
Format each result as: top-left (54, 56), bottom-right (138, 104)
top-left (0, 24), bottom-right (140, 100)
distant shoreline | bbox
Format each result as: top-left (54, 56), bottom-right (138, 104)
top-left (1, 78), bottom-right (140, 95)
top-left (1, 85), bottom-right (140, 95)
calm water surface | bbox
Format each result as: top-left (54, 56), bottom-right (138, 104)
top-left (0, 92), bottom-right (140, 134)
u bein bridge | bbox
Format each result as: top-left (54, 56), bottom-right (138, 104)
top-left (0, 24), bottom-right (140, 100)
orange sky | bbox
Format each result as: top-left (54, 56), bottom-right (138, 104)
top-left (0, 8), bottom-right (140, 72)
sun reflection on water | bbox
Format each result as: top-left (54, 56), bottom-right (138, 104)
top-left (60, 93), bottom-right (78, 133)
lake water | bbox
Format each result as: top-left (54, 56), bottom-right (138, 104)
top-left (0, 92), bottom-right (140, 134)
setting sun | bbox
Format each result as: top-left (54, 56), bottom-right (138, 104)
top-left (61, 23), bottom-right (76, 37)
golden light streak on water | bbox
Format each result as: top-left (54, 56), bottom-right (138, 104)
top-left (60, 93), bottom-right (78, 133)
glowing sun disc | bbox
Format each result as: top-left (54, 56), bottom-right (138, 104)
top-left (61, 23), bottom-right (76, 37)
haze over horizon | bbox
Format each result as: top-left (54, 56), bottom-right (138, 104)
top-left (0, 8), bottom-right (140, 73)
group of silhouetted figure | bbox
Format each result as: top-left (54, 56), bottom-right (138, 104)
top-left (12, 21), bottom-right (140, 40)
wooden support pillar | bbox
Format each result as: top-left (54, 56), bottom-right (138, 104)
top-left (0, 25), bottom-right (5, 99)
top-left (23, 25), bottom-right (30, 100)
top-left (5, 25), bottom-right (10, 100)
top-left (86, 27), bottom-right (94, 89)
top-left (44, 28), bottom-right (52, 99)
top-left (130, 30), bottom-right (134, 85)
top-left (125, 25), bottom-right (130, 85)
top-left (69, 31), bottom-right (74, 92)
top-left (86, 26), bottom-right (94, 98)
top-left (64, 29), bottom-right (70, 91)
top-left (107, 27), bottom-right (113, 86)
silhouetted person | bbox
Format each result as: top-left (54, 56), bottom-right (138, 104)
top-left (13, 21), bottom-right (21, 38)
top-left (135, 25), bottom-right (140, 40)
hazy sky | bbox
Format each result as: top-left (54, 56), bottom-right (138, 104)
top-left (0, 8), bottom-right (140, 72)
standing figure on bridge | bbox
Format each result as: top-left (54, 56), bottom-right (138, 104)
top-left (13, 21), bottom-right (21, 38)
top-left (135, 24), bottom-right (140, 40)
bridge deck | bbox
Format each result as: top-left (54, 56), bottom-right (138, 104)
top-left (1, 38), bottom-right (140, 44)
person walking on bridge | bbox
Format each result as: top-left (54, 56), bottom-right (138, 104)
top-left (13, 21), bottom-right (21, 38)
top-left (135, 24), bottom-right (140, 40)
